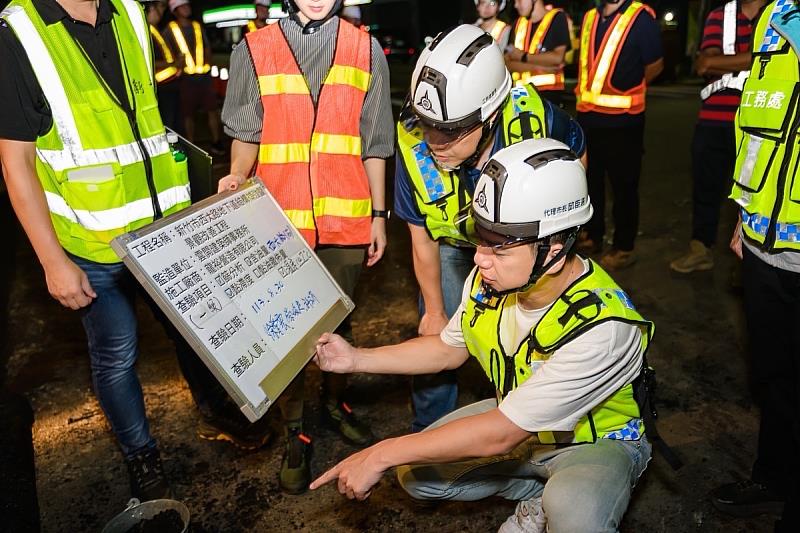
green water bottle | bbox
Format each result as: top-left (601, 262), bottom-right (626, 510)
top-left (167, 132), bottom-right (186, 162)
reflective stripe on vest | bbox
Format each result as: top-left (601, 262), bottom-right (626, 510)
top-left (461, 260), bottom-right (653, 444)
top-left (576, 2), bottom-right (651, 114)
top-left (512, 8), bottom-right (565, 91)
top-left (397, 85), bottom-right (548, 244)
top-left (169, 20), bottom-right (210, 75)
top-left (490, 19), bottom-right (507, 41)
top-left (730, 0), bottom-right (800, 252)
top-left (701, 1), bottom-right (751, 99)
top-left (247, 20), bottom-right (258, 33)
top-left (1, 0), bottom-right (191, 263)
top-left (247, 19), bottom-right (372, 248)
top-left (150, 24), bottom-right (179, 83)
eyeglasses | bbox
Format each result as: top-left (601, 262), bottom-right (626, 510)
top-left (420, 121), bottom-right (483, 148)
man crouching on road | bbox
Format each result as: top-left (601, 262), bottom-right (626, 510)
top-left (309, 138), bottom-right (654, 532)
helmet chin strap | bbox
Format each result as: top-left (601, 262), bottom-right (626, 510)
top-left (481, 229), bottom-right (579, 297)
top-left (286, 0), bottom-right (344, 34)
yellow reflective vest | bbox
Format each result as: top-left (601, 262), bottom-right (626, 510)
top-left (730, 0), bottom-right (800, 251)
top-left (461, 260), bottom-right (654, 444)
top-left (168, 20), bottom-right (210, 75)
top-left (1, 0), bottom-right (191, 263)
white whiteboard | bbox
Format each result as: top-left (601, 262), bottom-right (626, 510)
top-left (111, 179), bottom-right (354, 421)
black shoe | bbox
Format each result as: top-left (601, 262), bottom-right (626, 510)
top-left (712, 480), bottom-right (785, 517)
top-left (322, 401), bottom-right (375, 447)
top-left (279, 427), bottom-right (312, 495)
top-left (197, 414), bottom-right (272, 451)
top-left (126, 448), bottom-right (170, 501)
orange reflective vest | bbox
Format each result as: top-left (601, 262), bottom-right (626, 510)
top-left (512, 9), bottom-right (565, 91)
top-left (247, 20), bottom-right (373, 248)
top-left (168, 20), bottom-right (210, 75)
top-left (150, 24), bottom-right (179, 84)
top-left (575, 2), bottom-right (654, 114)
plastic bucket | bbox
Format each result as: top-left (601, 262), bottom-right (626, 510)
top-left (101, 498), bottom-right (190, 533)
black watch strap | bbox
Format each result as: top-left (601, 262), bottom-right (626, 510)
top-left (371, 209), bottom-right (390, 219)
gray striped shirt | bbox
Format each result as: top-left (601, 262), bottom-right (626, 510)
top-left (222, 16), bottom-right (394, 159)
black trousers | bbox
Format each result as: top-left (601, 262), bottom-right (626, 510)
top-left (691, 124), bottom-right (736, 247)
top-left (742, 247), bottom-right (800, 528)
top-left (583, 123), bottom-right (645, 251)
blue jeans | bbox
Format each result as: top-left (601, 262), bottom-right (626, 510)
top-left (411, 243), bottom-right (475, 432)
top-left (398, 400), bottom-right (652, 532)
top-left (72, 255), bottom-right (227, 458)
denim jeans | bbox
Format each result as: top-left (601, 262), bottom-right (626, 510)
top-left (72, 254), bottom-right (229, 458)
top-left (411, 243), bottom-right (475, 432)
top-left (397, 399), bottom-right (652, 532)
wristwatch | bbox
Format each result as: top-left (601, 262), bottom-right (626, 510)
top-left (371, 209), bottom-right (390, 219)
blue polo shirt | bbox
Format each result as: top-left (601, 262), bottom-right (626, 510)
top-left (394, 98), bottom-right (586, 226)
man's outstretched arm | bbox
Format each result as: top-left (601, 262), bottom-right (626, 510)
top-left (314, 332), bottom-right (469, 376)
top-left (309, 407), bottom-right (529, 500)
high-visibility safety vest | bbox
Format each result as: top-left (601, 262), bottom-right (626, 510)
top-left (488, 19), bottom-right (508, 42)
top-left (150, 24), bottom-right (179, 84)
top-left (1, 0), bottom-right (191, 264)
top-left (576, 1), bottom-right (654, 114)
top-left (730, 0), bottom-right (800, 252)
top-left (461, 260), bottom-right (653, 444)
top-left (397, 85), bottom-right (548, 244)
top-left (168, 20), bottom-right (210, 75)
top-left (247, 20), bottom-right (373, 248)
top-left (700, 0), bottom-right (750, 100)
top-left (511, 9), bottom-right (566, 91)
top-left (246, 20), bottom-right (259, 33)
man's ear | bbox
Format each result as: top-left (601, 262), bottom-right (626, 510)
top-left (544, 243), bottom-right (567, 276)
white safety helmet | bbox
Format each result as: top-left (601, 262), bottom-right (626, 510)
top-left (473, 0), bottom-right (507, 11)
top-left (410, 24), bottom-right (512, 131)
top-left (469, 139), bottom-right (592, 289)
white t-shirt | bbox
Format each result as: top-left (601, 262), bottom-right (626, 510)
top-left (441, 259), bottom-right (644, 433)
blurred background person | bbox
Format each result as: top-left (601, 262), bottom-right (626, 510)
top-left (166, 0), bottom-right (225, 154)
top-left (474, 0), bottom-right (510, 49)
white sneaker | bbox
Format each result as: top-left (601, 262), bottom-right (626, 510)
top-left (498, 497), bottom-right (547, 533)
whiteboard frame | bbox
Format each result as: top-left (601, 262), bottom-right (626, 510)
top-left (111, 179), bottom-right (354, 421)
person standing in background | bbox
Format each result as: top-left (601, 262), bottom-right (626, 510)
top-left (670, 0), bottom-right (766, 274)
top-left (474, 0), bottom-right (510, 49)
top-left (143, 0), bottom-right (182, 134)
top-left (574, 0), bottom-right (663, 271)
top-left (505, 0), bottom-right (571, 106)
top-left (165, 0), bottom-right (225, 154)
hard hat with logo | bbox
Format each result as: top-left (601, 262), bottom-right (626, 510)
top-left (469, 138), bottom-right (592, 290)
top-left (410, 24), bottom-right (511, 132)
top-left (473, 0), bottom-right (507, 11)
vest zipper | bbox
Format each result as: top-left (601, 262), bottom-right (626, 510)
top-left (73, 21), bottom-right (162, 220)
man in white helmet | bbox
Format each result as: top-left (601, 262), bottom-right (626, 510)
top-left (474, 0), bottom-right (511, 49)
top-left (246, 0), bottom-right (272, 33)
top-left (394, 24), bottom-right (586, 434)
top-left (309, 139), bottom-right (653, 532)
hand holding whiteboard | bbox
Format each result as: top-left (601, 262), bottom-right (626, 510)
top-left (111, 179), bottom-right (354, 421)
